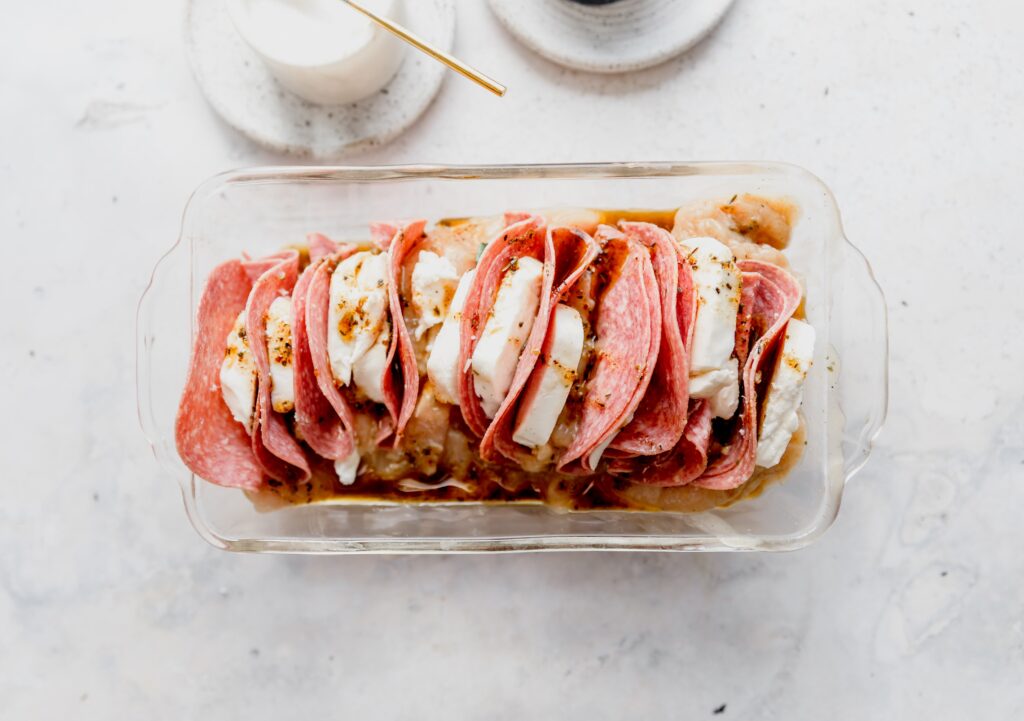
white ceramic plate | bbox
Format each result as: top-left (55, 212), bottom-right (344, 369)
top-left (488, 0), bottom-right (735, 73)
top-left (186, 0), bottom-right (455, 157)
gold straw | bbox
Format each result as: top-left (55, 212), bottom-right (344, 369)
top-left (342, 0), bottom-right (507, 97)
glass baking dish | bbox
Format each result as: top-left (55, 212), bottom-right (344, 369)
top-left (136, 162), bottom-right (887, 553)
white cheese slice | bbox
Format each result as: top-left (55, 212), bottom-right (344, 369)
top-left (471, 256), bottom-right (545, 418)
top-left (352, 320), bottom-right (389, 404)
top-left (755, 319), bottom-right (815, 468)
top-left (327, 251), bottom-right (389, 387)
top-left (708, 371), bottom-right (740, 420)
top-left (512, 304), bottom-right (584, 449)
top-left (690, 357), bottom-right (740, 420)
top-left (682, 236), bottom-right (741, 374)
top-left (426, 269), bottom-right (476, 405)
top-left (266, 296), bottom-right (295, 413)
top-left (220, 311), bottom-right (257, 433)
top-left (334, 449), bottom-right (361, 486)
top-left (587, 435), bottom-right (615, 472)
top-left (411, 251), bottom-right (459, 340)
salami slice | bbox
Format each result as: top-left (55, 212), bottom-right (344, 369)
top-left (456, 215), bottom-right (548, 437)
top-left (605, 229), bottom-right (704, 482)
top-left (377, 220), bottom-right (427, 444)
top-left (480, 226), bottom-right (600, 462)
top-left (307, 232), bottom-right (339, 263)
top-left (242, 254), bottom-right (286, 284)
top-left (557, 226), bottom-right (662, 473)
top-left (693, 259), bottom-right (802, 490)
top-left (303, 246), bottom-right (362, 460)
top-left (733, 272), bottom-right (758, 368)
top-left (293, 248), bottom-right (357, 461)
top-left (175, 260), bottom-right (264, 490)
top-left (245, 250), bottom-right (311, 484)
top-left (370, 221), bottom-right (400, 252)
top-left (616, 400), bottom-right (714, 486)
top-left (608, 222), bottom-right (693, 456)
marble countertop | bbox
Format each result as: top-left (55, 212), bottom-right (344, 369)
top-left (3, 0), bottom-right (1022, 717)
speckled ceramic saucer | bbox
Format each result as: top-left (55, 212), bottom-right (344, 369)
top-left (186, 0), bottom-right (455, 158)
top-left (488, 0), bottom-right (734, 73)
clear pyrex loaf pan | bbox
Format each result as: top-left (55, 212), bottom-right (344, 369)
top-left (137, 162), bottom-right (887, 553)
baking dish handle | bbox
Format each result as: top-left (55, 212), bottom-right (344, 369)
top-left (834, 239), bottom-right (889, 481)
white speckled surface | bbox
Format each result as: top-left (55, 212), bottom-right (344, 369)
top-left (3, 0), bottom-right (1023, 717)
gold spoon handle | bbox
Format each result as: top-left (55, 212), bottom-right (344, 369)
top-left (342, 0), bottom-right (507, 97)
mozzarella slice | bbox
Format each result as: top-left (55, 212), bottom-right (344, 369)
top-left (682, 236), bottom-right (742, 418)
top-left (471, 256), bottom-right (545, 418)
top-left (690, 357), bottom-right (740, 420)
top-left (334, 448), bottom-right (361, 486)
top-left (683, 236), bottom-right (741, 371)
top-left (708, 371), bottom-right (740, 420)
top-left (327, 251), bottom-right (389, 387)
top-left (755, 319), bottom-right (815, 468)
top-left (688, 358), bottom-right (737, 397)
top-left (512, 304), bottom-right (584, 449)
top-left (426, 269), bottom-right (476, 405)
top-left (266, 296), bottom-right (295, 413)
top-left (411, 251), bottom-right (459, 340)
top-left (587, 435), bottom-right (615, 472)
top-left (352, 320), bottom-right (390, 404)
top-left (220, 311), bottom-right (257, 433)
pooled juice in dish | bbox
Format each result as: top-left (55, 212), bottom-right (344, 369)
top-left (175, 196), bottom-right (813, 514)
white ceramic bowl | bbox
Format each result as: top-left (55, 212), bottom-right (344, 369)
top-left (226, 0), bottom-right (405, 105)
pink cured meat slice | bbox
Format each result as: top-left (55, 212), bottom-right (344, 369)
top-left (556, 227), bottom-right (662, 473)
top-left (375, 220), bottom-right (427, 444)
top-left (619, 400), bottom-right (714, 486)
top-left (293, 249), bottom-right (357, 461)
top-left (608, 222), bottom-right (692, 456)
top-left (246, 250), bottom-right (311, 484)
top-left (370, 221), bottom-right (400, 252)
top-left (307, 232), bottom-right (339, 263)
top-left (303, 246), bottom-right (362, 457)
top-left (481, 226), bottom-right (600, 462)
top-left (242, 255), bottom-right (285, 284)
top-left (733, 272), bottom-right (759, 368)
top-left (456, 215), bottom-right (548, 437)
top-left (175, 260), bottom-right (264, 490)
top-left (693, 260), bottom-right (802, 490)
top-left (606, 235), bottom-right (704, 483)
